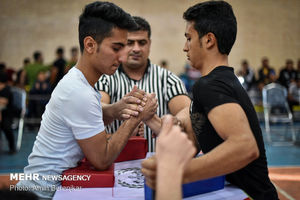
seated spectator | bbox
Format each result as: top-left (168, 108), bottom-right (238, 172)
top-left (15, 58), bottom-right (30, 89)
top-left (5, 67), bottom-right (16, 86)
top-left (237, 59), bottom-right (256, 91)
top-left (0, 62), bottom-right (16, 86)
top-left (28, 71), bottom-right (51, 119)
top-left (288, 79), bottom-right (300, 112)
top-left (179, 63), bottom-right (201, 96)
top-left (258, 57), bottom-right (276, 85)
top-left (278, 59), bottom-right (296, 89)
top-left (0, 71), bottom-right (15, 154)
top-left (0, 62), bottom-right (6, 72)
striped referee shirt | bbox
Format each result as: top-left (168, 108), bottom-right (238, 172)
top-left (95, 60), bottom-right (188, 152)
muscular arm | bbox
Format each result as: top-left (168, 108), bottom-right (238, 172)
top-left (168, 95), bottom-right (191, 115)
top-left (144, 95), bottom-right (191, 135)
top-left (77, 93), bottom-right (157, 170)
top-left (142, 103), bottom-right (260, 188)
top-left (100, 91), bottom-right (114, 125)
top-left (176, 107), bottom-right (200, 154)
top-left (183, 103), bottom-right (259, 183)
top-left (77, 117), bottom-right (141, 170)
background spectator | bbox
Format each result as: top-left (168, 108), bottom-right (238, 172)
top-left (50, 47), bottom-right (66, 90)
top-left (238, 59), bottom-right (256, 91)
top-left (0, 71), bottom-right (15, 154)
top-left (278, 59), bottom-right (296, 89)
top-left (65, 46), bottom-right (79, 73)
top-left (258, 57), bottom-right (276, 86)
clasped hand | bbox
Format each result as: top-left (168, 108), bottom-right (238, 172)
top-left (113, 85), bottom-right (158, 122)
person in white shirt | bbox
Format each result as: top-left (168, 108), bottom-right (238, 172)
top-left (17, 2), bottom-right (157, 199)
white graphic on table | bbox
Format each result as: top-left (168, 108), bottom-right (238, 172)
top-left (116, 167), bottom-right (144, 188)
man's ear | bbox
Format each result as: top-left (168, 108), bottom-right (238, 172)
top-left (205, 32), bottom-right (216, 49)
top-left (84, 36), bottom-right (97, 54)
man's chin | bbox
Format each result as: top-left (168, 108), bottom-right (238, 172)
top-left (103, 68), bottom-right (118, 76)
top-left (126, 60), bottom-right (142, 67)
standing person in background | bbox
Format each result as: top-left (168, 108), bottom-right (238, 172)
top-left (50, 47), bottom-right (67, 90)
top-left (23, 51), bottom-right (48, 92)
top-left (28, 71), bottom-right (52, 118)
top-left (159, 60), bottom-right (169, 69)
top-left (0, 71), bottom-right (15, 154)
top-left (15, 58), bottom-right (30, 89)
top-left (65, 46), bottom-right (79, 73)
top-left (24, 52), bottom-right (49, 119)
top-left (96, 16), bottom-right (190, 152)
top-left (142, 1), bottom-right (278, 199)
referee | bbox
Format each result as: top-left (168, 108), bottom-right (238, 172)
top-left (96, 16), bottom-right (191, 152)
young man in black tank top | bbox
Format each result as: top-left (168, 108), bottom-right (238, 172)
top-left (142, 1), bottom-right (278, 199)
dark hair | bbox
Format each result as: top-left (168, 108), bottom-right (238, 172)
top-left (242, 59), bottom-right (248, 65)
top-left (33, 51), bottom-right (41, 61)
top-left (56, 47), bottom-right (64, 55)
top-left (183, 1), bottom-right (237, 55)
top-left (130, 16), bottom-right (151, 38)
top-left (71, 46), bottom-right (78, 53)
top-left (0, 62), bottom-right (6, 71)
top-left (0, 70), bottom-right (8, 83)
top-left (23, 58), bottom-right (30, 65)
top-left (286, 59), bottom-right (293, 65)
top-left (78, 1), bottom-right (137, 53)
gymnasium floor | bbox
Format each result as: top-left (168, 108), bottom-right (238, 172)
top-left (0, 124), bottom-right (300, 200)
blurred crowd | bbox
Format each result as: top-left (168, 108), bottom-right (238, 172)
top-left (236, 57), bottom-right (300, 111)
top-left (1, 50), bottom-right (300, 126)
top-left (0, 46), bottom-right (79, 121)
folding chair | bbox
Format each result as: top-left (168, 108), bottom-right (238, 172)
top-left (262, 83), bottom-right (296, 145)
top-left (10, 87), bottom-right (27, 151)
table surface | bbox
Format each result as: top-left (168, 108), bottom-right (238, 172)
top-left (53, 155), bottom-right (248, 200)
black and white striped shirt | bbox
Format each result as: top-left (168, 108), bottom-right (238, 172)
top-left (95, 61), bottom-right (188, 152)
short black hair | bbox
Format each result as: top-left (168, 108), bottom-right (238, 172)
top-left (183, 1), bottom-right (237, 55)
top-left (0, 70), bottom-right (8, 83)
top-left (71, 46), bottom-right (78, 53)
top-left (78, 1), bottom-right (137, 53)
top-left (130, 16), bottom-right (151, 38)
top-left (33, 51), bottom-right (42, 61)
top-left (241, 59), bottom-right (248, 65)
top-left (23, 58), bottom-right (30, 65)
top-left (286, 59), bottom-right (293, 65)
top-left (0, 62), bottom-right (6, 71)
top-left (56, 47), bottom-right (64, 55)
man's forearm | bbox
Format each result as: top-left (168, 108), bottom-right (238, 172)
top-left (144, 115), bottom-right (161, 136)
top-left (102, 116), bottom-right (142, 165)
top-left (183, 137), bottom-right (259, 184)
top-left (102, 103), bottom-right (116, 125)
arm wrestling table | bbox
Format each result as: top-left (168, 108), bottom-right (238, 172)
top-left (53, 154), bottom-right (248, 200)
